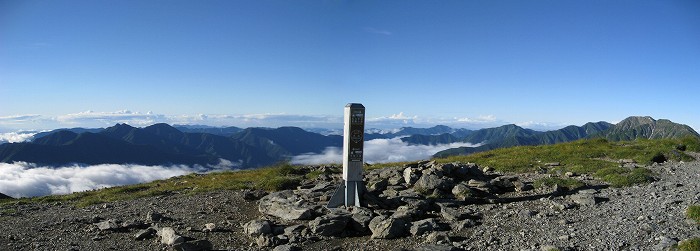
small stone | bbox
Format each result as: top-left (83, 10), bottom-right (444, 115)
top-left (172, 240), bottom-right (213, 251)
top-left (157, 227), bottom-right (185, 245)
top-left (146, 211), bottom-right (164, 222)
top-left (243, 189), bottom-right (269, 201)
top-left (134, 227), bottom-right (157, 240)
top-left (414, 244), bottom-right (457, 251)
top-left (558, 219), bottom-right (572, 225)
top-left (273, 244), bottom-right (300, 251)
top-left (654, 236), bottom-right (677, 251)
top-left (203, 223), bottom-right (217, 232)
top-left (518, 210), bottom-right (537, 218)
top-left (570, 193), bottom-right (597, 206)
top-left (451, 219), bottom-right (476, 231)
top-left (94, 219), bottom-right (121, 231)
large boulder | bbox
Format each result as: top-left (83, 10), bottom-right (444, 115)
top-left (349, 207), bottom-right (374, 233)
top-left (392, 205), bottom-right (423, 221)
top-left (451, 183), bottom-right (476, 201)
top-left (413, 174), bottom-right (450, 195)
top-left (256, 235), bottom-right (286, 247)
top-left (369, 215), bottom-right (406, 239)
top-left (403, 167), bottom-right (420, 185)
top-left (308, 214), bottom-right (351, 236)
top-left (259, 190), bottom-right (315, 220)
top-left (409, 218), bottom-right (439, 236)
top-left (243, 219), bottom-right (272, 236)
top-left (440, 207), bottom-right (478, 221)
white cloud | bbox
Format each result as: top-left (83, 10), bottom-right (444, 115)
top-left (168, 113), bottom-right (343, 128)
top-left (456, 115), bottom-right (497, 123)
top-left (0, 114), bottom-right (42, 121)
top-left (0, 160), bottom-right (238, 198)
top-left (291, 137), bottom-right (478, 165)
top-left (0, 131), bottom-right (44, 144)
top-left (515, 121), bottom-right (568, 131)
top-left (56, 110), bottom-right (164, 126)
top-left (368, 112), bottom-right (421, 127)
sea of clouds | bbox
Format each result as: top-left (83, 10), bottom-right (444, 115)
top-left (0, 160), bottom-right (238, 198)
top-left (292, 137), bottom-right (479, 165)
top-left (0, 133), bottom-right (477, 198)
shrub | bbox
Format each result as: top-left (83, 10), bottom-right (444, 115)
top-left (651, 152), bottom-right (667, 163)
top-left (687, 205), bottom-right (700, 224)
top-left (675, 144), bottom-right (687, 151)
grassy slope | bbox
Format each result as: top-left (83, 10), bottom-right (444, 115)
top-left (436, 137), bottom-right (700, 187)
top-left (1, 137), bottom-right (698, 207)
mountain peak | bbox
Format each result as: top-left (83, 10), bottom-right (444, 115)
top-left (605, 116), bottom-right (699, 140)
top-left (143, 123), bottom-right (184, 136)
top-left (617, 116), bottom-right (655, 126)
top-left (104, 123), bottom-right (137, 131)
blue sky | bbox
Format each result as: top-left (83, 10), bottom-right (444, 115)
top-left (1, 0), bottom-right (699, 131)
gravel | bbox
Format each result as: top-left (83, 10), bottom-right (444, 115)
top-left (1, 157), bottom-right (699, 251)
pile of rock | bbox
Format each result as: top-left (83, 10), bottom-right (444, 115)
top-left (246, 161), bottom-right (537, 249)
top-left (91, 211), bottom-right (215, 251)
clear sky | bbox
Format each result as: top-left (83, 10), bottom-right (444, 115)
top-left (1, 0), bottom-right (699, 131)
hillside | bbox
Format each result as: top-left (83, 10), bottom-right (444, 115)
top-left (0, 124), bottom-right (341, 168)
top-left (435, 116), bottom-right (697, 158)
top-left (602, 116), bottom-right (700, 141)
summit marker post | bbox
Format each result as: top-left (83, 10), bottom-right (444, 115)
top-left (327, 103), bottom-right (366, 208)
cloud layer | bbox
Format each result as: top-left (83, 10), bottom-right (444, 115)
top-left (0, 131), bottom-right (41, 144)
top-left (291, 138), bottom-right (478, 165)
top-left (0, 162), bottom-right (235, 198)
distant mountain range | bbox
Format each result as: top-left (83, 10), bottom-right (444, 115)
top-left (0, 116), bottom-right (697, 168)
top-left (433, 116), bottom-right (700, 157)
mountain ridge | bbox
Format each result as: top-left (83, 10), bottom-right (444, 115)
top-left (0, 116), bottom-right (696, 167)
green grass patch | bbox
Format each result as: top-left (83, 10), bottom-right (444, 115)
top-left (599, 168), bottom-right (654, 187)
top-left (678, 238), bottom-right (700, 251)
top-left (0, 208), bottom-right (17, 215)
top-left (436, 137), bottom-right (696, 187)
top-left (687, 205), bottom-right (700, 224)
top-left (533, 177), bottom-right (585, 190)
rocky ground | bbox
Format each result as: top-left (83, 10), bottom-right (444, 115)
top-left (0, 156), bottom-right (699, 251)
